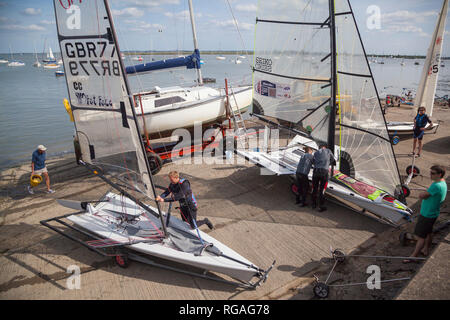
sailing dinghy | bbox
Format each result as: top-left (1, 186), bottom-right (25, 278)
top-left (233, 0), bottom-right (412, 225)
top-left (386, 0), bottom-right (447, 136)
top-left (41, 0), bottom-right (273, 288)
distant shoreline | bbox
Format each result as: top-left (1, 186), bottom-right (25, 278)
top-left (2, 51), bottom-right (449, 59)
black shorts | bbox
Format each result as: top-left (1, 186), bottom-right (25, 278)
top-left (414, 215), bottom-right (437, 238)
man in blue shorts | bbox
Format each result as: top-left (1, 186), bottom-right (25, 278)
top-left (411, 107), bottom-right (433, 157)
top-left (28, 145), bottom-right (55, 194)
top-left (404, 165), bottom-right (447, 262)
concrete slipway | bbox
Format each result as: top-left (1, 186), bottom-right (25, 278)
top-left (0, 105), bottom-right (448, 300)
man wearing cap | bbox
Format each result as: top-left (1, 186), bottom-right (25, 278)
top-left (28, 145), bottom-right (55, 194)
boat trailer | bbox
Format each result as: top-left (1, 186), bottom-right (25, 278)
top-left (312, 247), bottom-right (426, 298)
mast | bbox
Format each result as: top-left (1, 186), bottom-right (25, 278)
top-left (104, 0), bottom-right (168, 237)
top-left (188, 0), bottom-right (203, 85)
top-left (328, 0), bottom-right (337, 156)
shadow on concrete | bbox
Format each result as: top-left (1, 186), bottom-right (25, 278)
top-left (422, 136), bottom-right (450, 155)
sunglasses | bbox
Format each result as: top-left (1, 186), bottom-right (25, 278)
top-left (430, 171), bottom-right (439, 175)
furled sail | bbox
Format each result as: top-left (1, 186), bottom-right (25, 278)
top-left (126, 49), bottom-right (201, 75)
top-left (252, 1), bottom-right (333, 144)
top-left (54, 0), bottom-right (155, 201)
top-left (334, 0), bottom-right (402, 196)
top-left (414, 0), bottom-right (448, 117)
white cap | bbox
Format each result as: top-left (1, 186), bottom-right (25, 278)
top-left (37, 145), bottom-right (47, 151)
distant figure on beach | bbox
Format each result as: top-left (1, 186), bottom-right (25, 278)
top-left (28, 145), bottom-right (55, 194)
top-left (311, 144), bottom-right (336, 212)
top-left (295, 146), bottom-right (314, 206)
top-left (404, 165), bottom-right (447, 263)
top-left (156, 171), bottom-right (214, 230)
top-left (411, 106), bottom-right (433, 157)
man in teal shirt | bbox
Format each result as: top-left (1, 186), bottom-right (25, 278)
top-left (405, 165), bottom-right (447, 262)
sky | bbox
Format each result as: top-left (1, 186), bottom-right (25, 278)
top-left (0, 0), bottom-right (449, 56)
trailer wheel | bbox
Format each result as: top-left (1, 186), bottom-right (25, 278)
top-left (313, 282), bottom-right (329, 298)
top-left (147, 151), bottom-right (163, 175)
top-left (73, 137), bottom-right (82, 165)
top-left (392, 135), bottom-right (400, 145)
top-left (252, 99), bottom-right (264, 115)
top-left (406, 165), bottom-right (420, 178)
top-left (401, 184), bottom-right (411, 198)
top-left (339, 150), bottom-right (355, 178)
top-left (291, 182), bottom-right (299, 196)
top-left (332, 249), bottom-right (346, 263)
top-left (114, 254), bottom-right (130, 268)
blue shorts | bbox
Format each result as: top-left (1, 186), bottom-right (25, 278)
top-left (413, 129), bottom-right (424, 140)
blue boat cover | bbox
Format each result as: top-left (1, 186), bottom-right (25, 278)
top-left (126, 49), bottom-right (201, 75)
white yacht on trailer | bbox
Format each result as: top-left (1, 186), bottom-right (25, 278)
top-left (126, 0), bottom-right (252, 139)
top-left (41, 0), bottom-right (273, 288)
top-left (233, 0), bottom-right (412, 226)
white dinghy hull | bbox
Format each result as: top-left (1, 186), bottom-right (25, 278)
top-left (66, 192), bottom-right (260, 283)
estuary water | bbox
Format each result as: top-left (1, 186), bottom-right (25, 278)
top-left (0, 53), bottom-right (448, 170)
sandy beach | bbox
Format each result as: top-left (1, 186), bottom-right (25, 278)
top-left (0, 103), bottom-right (449, 300)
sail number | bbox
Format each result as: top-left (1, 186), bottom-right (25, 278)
top-left (64, 41), bottom-right (120, 77)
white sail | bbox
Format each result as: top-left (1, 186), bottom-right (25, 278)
top-left (414, 0), bottom-right (448, 117)
top-left (53, 0), bottom-right (154, 201)
top-left (48, 47), bottom-right (55, 60)
top-left (335, 0), bottom-right (401, 196)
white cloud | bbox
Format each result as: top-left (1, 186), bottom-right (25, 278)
top-left (112, 7), bottom-right (144, 18)
top-left (22, 8), bottom-right (42, 16)
top-left (40, 20), bottom-right (55, 25)
top-left (119, 0), bottom-right (180, 8)
top-left (211, 19), bottom-right (253, 31)
top-left (123, 19), bottom-right (164, 32)
top-left (375, 10), bottom-right (438, 37)
top-left (235, 4), bottom-right (257, 12)
top-left (0, 24), bottom-right (46, 31)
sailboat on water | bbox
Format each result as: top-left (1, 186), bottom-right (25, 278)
top-left (42, 0), bottom-right (273, 287)
top-left (386, 0), bottom-right (447, 135)
top-left (7, 46), bottom-right (25, 67)
top-left (233, 0), bottom-right (412, 225)
top-left (126, 0), bottom-right (252, 140)
top-left (33, 43), bottom-right (41, 67)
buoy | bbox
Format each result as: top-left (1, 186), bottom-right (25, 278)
top-left (30, 174), bottom-right (43, 187)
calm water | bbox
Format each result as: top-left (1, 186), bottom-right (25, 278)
top-left (0, 53), bottom-right (448, 169)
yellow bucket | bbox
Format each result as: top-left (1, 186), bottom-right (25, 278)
top-left (30, 174), bottom-right (43, 187)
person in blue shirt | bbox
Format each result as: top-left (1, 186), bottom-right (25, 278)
top-left (28, 145), bottom-right (55, 194)
top-left (295, 146), bottom-right (314, 206)
top-left (156, 171), bottom-right (213, 230)
top-left (412, 106), bottom-right (433, 157)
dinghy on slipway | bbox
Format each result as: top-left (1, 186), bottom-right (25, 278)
top-left (41, 0), bottom-right (273, 288)
top-left (232, 0), bottom-right (412, 225)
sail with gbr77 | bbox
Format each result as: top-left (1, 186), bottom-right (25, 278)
top-left (41, 0), bottom-right (274, 287)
